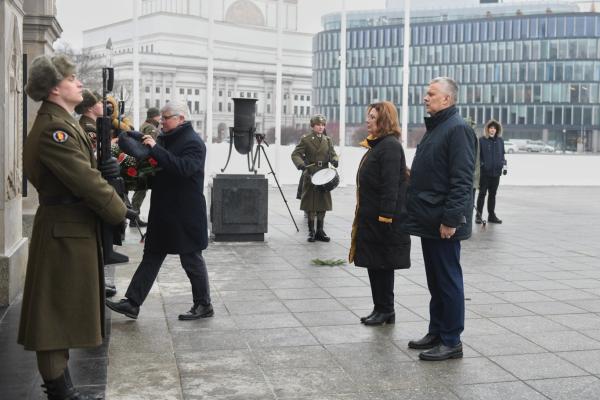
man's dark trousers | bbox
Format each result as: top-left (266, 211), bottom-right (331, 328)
top-left (421, 238), bottom-right (464, 346)
top-left (125, 250), bottom-right (211, 307)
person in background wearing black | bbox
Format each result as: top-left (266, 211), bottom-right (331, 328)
top-left (476, 120), bottom-right (506, 224)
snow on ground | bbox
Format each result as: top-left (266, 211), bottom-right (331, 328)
top-left (204, 143), bottom-right (600, 187)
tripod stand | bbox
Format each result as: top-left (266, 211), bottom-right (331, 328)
top-left (251, 134), bottom-right (299, 232)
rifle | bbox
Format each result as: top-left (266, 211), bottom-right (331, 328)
top-left (97, 67), bottom-right (132, 263)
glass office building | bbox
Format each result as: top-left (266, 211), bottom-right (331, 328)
top-left (313, 3), bottom-right (600, 151)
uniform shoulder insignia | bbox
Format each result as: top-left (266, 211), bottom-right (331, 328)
top-left (52, 130), bottom-right (69, 143)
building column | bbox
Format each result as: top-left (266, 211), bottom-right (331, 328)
top-left (2, 0), bottom-right (62, 306)
top-left (592, 130), bottom-right (599, 153)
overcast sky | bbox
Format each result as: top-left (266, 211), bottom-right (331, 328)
top-left (55, 0), bottom-right (387, 50)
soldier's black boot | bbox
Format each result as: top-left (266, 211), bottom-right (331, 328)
top-left (314, 220), bottom-right (330, 242)
top-left (307, 219), bottom-right (316, 242)
top-left (105, 282), bottom-right (117, 298)
top-left (42, 369), bottom-right (92, 400)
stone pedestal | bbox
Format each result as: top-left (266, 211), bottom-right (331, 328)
top-left (209, 174), bottom-right (268, 241)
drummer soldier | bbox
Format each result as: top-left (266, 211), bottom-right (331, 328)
top-left (291, 114), bottom-right (339, 242)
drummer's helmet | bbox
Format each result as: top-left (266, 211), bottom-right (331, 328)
top-left (310, 114), bottom-right (327, 127)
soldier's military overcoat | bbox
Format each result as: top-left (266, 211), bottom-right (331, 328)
top-left (291, 132), bottom-right (339, 212)
top-left (18, 101), bottom-right (126, 351)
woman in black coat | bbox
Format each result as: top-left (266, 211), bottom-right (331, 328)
top-left (349, 101), bottom-right (411, 326)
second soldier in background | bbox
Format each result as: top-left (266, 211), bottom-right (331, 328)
top-left (291, 114), bottom-right (339, 242)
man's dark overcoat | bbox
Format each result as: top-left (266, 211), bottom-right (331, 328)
top-left (401, 106), bottom-right (476, 241)
top-left (145, 121), bottom-right (208, 254)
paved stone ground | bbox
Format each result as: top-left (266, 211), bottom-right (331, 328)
top-left (3, 185), bottom-right (600, 399)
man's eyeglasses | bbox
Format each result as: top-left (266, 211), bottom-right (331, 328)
top-left (160, 114), bottom-right (179, 121)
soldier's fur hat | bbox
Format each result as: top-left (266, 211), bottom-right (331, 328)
top-left (75, 89), bottom-right (102, 114)
top-left (146, 107), bottom-right (160, 119)
top-left (25, 55), bottom-right (76, 102)
top-left (310, 114), bottom-right (327, 127)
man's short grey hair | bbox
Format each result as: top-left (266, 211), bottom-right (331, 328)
top-left (430, 77), bottom-right (458, 104)
top-left (160, 101), bottom-right (190, 120)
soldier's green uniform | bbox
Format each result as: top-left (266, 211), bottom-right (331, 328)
top-left (140, 118), bottom-right (160, 139)
top-left (19, 100), bottom-right (126, 349)
top-left (18, 54), bottom-right (127, 399)
top-left (291, 114), bottom-right (338, 242)
top-left (78, 114), bottom-right (97, 147)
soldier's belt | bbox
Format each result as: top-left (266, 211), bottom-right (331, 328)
top-left (39, 194), bottom-right (82, 206)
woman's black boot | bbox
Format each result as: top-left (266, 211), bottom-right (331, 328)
top-left (363, 311), bottom-right (395, 326)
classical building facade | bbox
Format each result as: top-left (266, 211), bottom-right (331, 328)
top-left (315, 1), bottom-right (600, 151)
top-left (0, 0), bottom-right (61, 305)
top-left (82, 0), bottom-right (313, 143)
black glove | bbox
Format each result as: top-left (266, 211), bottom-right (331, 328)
top-left (118, 131), bottom-right (151, 160)
top-left (125, 208), bottom-right (139, 221)
top-left (331, 160), bottom-right (338, 168)
top-left (99, 157), bottom-right (120, 178)
top-left (127, 130), bottom-right (145, 141)
top-left (298, 163), bottom-right (307, 171)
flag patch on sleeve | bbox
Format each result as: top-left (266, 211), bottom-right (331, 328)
top-left (52, 131), bottom-right (69, 143)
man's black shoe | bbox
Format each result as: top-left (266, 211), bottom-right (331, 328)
top-left (408, 333), bottom-right (441, 349)
top-left (419, 342), bottom-right (463, 361)
top-left (360, 310), bottom-right (376, 323)
top-left (488, 215), bottom-right (502, 224)
top-left (178, 304), bottom-right (214, 320)
top-left (105, 250), bottom-right (129, 265)
top-left (363, 311), bottom-right (395, 326)
top-left (475, 213), bottom-right (483, 224)
top-left (105, 283), bottom-right (117, 298)
top-left (106, 298), bottom-right (139, 319)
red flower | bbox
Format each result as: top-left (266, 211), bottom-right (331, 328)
top-left (117, 152), bottom-right (126, 163)
top-left (126, 167), bottom-right (138, 177)
top-left (148, 157), bottom-right (158, 167)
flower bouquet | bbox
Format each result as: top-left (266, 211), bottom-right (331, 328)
top-left (111, 143), bottom-right (160, 191)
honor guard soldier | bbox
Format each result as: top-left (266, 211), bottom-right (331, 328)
top-left (291, 114), bottom-right (339, 242)
top-left (18, 54), bottom-right (132, 400)
top-left (75, 89), bottom-right (102, 150)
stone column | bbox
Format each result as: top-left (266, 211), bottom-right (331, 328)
top-left (0, 0), bottom-right (31, 306)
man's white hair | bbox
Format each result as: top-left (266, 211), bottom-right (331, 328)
top-left (430, 77), bottom-right (458, 104)
top-left (160, 101), bottom-right (190, 120)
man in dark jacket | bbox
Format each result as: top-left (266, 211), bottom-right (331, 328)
top-left (401, 77), bottom-right (476, 361)
top-left (476, 119), bottom-right (506, 224)
top-left (107, 102), bottom-right (213, 320)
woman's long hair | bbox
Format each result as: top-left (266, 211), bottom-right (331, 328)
top-left (368, 101), bottom-right (401, 139)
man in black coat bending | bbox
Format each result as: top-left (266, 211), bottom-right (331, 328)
top-left (401, 77), bottom-right (476, 361)
top-left (107, 102), bottom-right (213, 320)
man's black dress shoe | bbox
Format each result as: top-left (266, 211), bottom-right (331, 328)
top-left (363, 311), bottom-right (395, 326)
top-left (105, 283), bottom-right (117, 298)
top-left (106, 298), bottom-right (139, 319)
top-left (360, 310), bottom-right (376, 323)
top-left (408, 333), bottom-right (441, 349)
top-left (178, 304), bottom-right (214, 320)
top-left (419, 342), bottom-right (463, 361)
